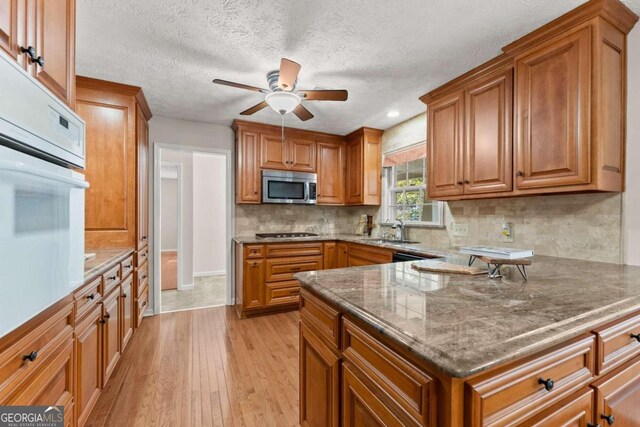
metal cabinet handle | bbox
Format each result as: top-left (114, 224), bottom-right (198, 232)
top-left (34, 56), bottom-right (44, 67)
top-left (104, 313), bottom-right (111, 319)
top-left (22, 351), bottom-right (38, 362)
top-left (457, 181), bottom-right (463, 185)
top-left (601, 414), bottom-right (614, 425)
top-left (464, 180), bottom-right (470, 184)
top-left (538, 377), bottom-right (554, 392)
top-left (142, 301), bottom-right (147, 307)
top-left (87, 293), bottom-right (95, 300)
top-left (20, 46), bottom-right (36, 60)
top-left (122, 293), bottom-right (127, 298)
top-left (108, 275), bottom-right (117, 281)
top-left (100, 319), bottom-right (106, 324)
top-left (631, 333), bottom-right (640, 342)
top-left (516, 171), bottom-right (524, 177)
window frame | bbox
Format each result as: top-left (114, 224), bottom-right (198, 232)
top-left (382, 158), bottom-right (445, 228)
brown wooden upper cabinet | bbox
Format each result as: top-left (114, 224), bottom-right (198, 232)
top-left (317, 139), bottom-right (345, 205)
top-left (421, 0), bottom-right (637, 201)
top-left (0, 0), bottom-right (75, 107)
top-left (260, 133), bottom-right (316, 172)
top-left (233, 120), bottom-right (382, 206)
top-left (345, 127), bottom-right (383, 205)
top-left (78, 77), bottom-right (152, 250)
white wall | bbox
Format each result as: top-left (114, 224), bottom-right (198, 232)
top-left (624, 25), bottom-right (640, 266)
top-left (160, 149), bottom-right (194, 287)
top-left (160, 177), bottom-right (178, 251)
top-left (193, 153), bottom-right (227, 275)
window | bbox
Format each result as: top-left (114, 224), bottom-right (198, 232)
top-left (383, 158), bottom-right (444, 227)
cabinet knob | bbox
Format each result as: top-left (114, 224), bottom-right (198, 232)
top-left (104, 313), bottom-right (111, 319)
top-left (457, 181), bottom-right (463, 185)
top-left (123, 293), bottom-right (127, 298)
top-left (538, 377), bottom-right (554, 391)
top-left (20, 46), bottom-right (36, 60)
top-left (631, 333), bottom-right (640, 342)
top-left (141, 236), bottom-right (148, 241)
top-left (34, 56), bottom-right (44, 67)
top-left (464, 180), bottom-right (470, 184)
top-left (516, 171), bottom-right (524, 177)
top-left (100, 319), bottom-right (106, 324)
top-left (142, 301), bottom-right (147, 307)
top-left (22, 351), bottom-right (38, 362)
top-left (108, 275), bottom-right (117, 281)
top-left (601, 414), bottom-right (614, 425)
top-left (87, 293), bottom-right (95, 300)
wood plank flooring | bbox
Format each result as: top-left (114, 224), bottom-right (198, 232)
top-left (86, 306), bottom-right (300, 427)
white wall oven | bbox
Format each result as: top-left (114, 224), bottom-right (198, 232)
top-left (0, 50), bottom-right (87, 337)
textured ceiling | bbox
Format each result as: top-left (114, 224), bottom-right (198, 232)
top-left (76, 0), bottom-right (640, 135)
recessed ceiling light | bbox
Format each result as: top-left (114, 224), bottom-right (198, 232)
top-left (387, 110), bottom-right (399, 118)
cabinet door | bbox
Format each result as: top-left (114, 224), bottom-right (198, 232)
top-left (525, 388), bottom-right (595, 426)
top-left (78, 87), bottom-right (137, 248)
top-left (136, 105), bottom-right (149, 250)
top-left (243, 258), bottom-right (265, 310)
top-left (342, 362), bottom-right (405, 427)
top-left (345, 137), bottom-right (363, 204)
top-left (102, 287), bottom-right (121, 385)
top-left (464, 69), bottom-right (513, 195)
top-left (260, 133), bottom-right (288, 170)
top-left (75, 305), bottom-right (102, 427)
top-left (0, 0), bottom-right (26, 63)
top-left (593, 356), bottom-right (640, 426)
top-left (323, 242), bottom-right (337, 270)
top-left (120, 275), bottom-right (134, 351)
top-left (300, 323), bottom-right (340, 427)
top-left (337, 242), bottom-right (348, 268)
top-left (317, 141), bottom-right (345, 205)
top-left (30, 0), bottom-right (75, 106)
top-left (362, 133), bottom-right (382, 205)
top-left (236, 130), bottom-right (261, 203)
top-left (290, 138), bottom-right (317, 172)
top-left (515, 26), bottom-right (591, 189)
top-left (427, 92), bottom-right (464, 198)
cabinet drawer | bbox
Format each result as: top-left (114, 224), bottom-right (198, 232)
top-left (265, 281), bottom-right (300, 307)
top-left (300, 289), bottom-right (341, 350)
top-left (137, 263), bottom-right (149, 298)
top-left (342, 318), bottom-right (435, 426)
top-left (3, 334), bottom-right (74, 426)
top-left (265, 242), bottom-right (323, 258)
top-left (137, 285), bottom-right (149, 328)
top-left (525, 388), bottom-right (595, 427)
top-left (348, 243), bottom-right (393, 264)
top-left (102, 264), bottom-right (121, 294)
top-left (136, 246), bottom-right (149, 267)
top-left (465, 335), bottom-right (595, 427)
top-left (593, 310), bottom-right (640, 374)
top-left (0, 302), bottom-right (73, 402)
top-left (265, 255), bottom-right (323, 282)
top-left (74, 276), bottom-right (102, 321)
top-left (245, 244), bottom-right (265, 259)
top-left (121, 255), bottom-right (134, 278)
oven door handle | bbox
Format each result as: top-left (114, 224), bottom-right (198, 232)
top-left (0, 159), bottom-right (89, 189)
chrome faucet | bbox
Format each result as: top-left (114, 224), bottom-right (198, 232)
top-left (390, 219), bottom-right (406, 241)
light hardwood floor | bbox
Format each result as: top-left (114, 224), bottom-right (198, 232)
top-left (86, 306), bottom-right (300, 427)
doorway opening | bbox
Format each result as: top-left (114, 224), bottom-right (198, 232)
top-left (155, 146), bottom-right (232, 313)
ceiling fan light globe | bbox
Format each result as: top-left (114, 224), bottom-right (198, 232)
top-left (265, 91), bottom-right (301, 114)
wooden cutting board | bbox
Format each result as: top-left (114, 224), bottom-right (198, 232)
top-left (411, 260), bottom-right (487, 275)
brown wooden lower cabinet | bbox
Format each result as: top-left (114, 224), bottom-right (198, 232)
top-left (299, 287), bottom-right (640, 426)
top-left (300, 322), bottom-right (341, 427)
top-left (235, 240), bottom-right (394, 317)
top-left (75, 305), bottom-right (102, 427)
top-left (0, 252), bottom-right (146, 427)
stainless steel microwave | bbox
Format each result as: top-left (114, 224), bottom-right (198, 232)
top-left (262, 170), bottom-right (317, 204)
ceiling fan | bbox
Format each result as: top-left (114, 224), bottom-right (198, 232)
top-left (213, 58), bottom-right (348, 121)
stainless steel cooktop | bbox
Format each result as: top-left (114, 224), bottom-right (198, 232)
top-left (255, 232), bottom-right (319, 239)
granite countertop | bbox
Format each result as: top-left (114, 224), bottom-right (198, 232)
top-left (294, 255), bottom-right (640, 378)
top-left (233, 234), bottom-right (452, 259)
top-left (84, 248), bottom-right (135, 282)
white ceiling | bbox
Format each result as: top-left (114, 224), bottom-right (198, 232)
top-left (76, 0), bottom-right (640, 135)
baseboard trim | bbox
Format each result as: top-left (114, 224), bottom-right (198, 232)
top-left (161, 249), bottom-right (178, 253)
top-left (193, 270), bottom-right (226, 277)
top-left (179, 283), bottom-right (194, 291)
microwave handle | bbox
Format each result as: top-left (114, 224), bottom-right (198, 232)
top-left (0, 159), bottom-right (89, 189)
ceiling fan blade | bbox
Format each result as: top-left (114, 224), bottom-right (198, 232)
top-left (293, 104), bottom-right (314, 121)
top-left (298, 90), bottom-right (348, 101)
top-left (240, 101), bottom-right (268, 115)
top-left (212, 79), bottom-right (269, 94)
top-left (278, 58), bottom-right (301, 91)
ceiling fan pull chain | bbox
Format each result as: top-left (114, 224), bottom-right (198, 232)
top-left (281, 114), bottom-right (285, 143)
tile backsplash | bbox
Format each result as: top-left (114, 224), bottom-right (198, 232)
top-left (235, 204), bottom-right (378, 236)
top-left (404, 193), bottom-right (623, 263)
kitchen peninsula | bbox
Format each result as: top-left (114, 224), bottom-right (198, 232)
top-left (296, 256), bottom-right (640, 426)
